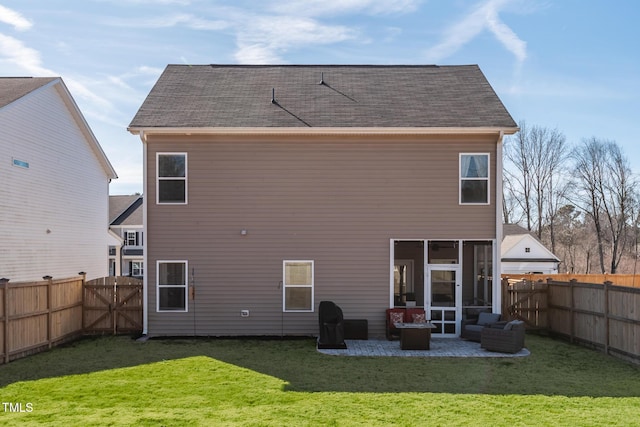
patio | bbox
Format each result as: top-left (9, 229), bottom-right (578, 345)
top-left (317, 338), bottom-right (530, 357)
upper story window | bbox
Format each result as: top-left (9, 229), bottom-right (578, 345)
top-left (157, 153), bottom-right (187, 204)
top-left (460, 153), bottom-right (489, 205)
top-left (126, 231), bottom-right (137, 246)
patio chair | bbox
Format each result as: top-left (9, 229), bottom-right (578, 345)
top-left (481, 320), bottom-right (525, 353)
top-left (460, 312), bottom-right (502, 342)
top-left (385, 307), bottom-right (426, 340)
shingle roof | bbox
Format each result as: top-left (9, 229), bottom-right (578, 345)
top-left (109, 195), bottom-right (142, 225)
top-left (129, 65), bottom-right (517, 129)
top-left (0, 77), bottom-right (58, 109)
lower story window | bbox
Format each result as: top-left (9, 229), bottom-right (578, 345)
top-left (283, 260), bottom-right (314, 312)
top-left (157, 261), bottom-right (188, 312)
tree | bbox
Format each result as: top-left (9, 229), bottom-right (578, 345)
top-left (504, 121), bottom-right (569, 240)
top-left (570, 138), bottom-right (637, 273)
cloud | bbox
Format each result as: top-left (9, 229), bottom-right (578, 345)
top-left (109, 13), bottom-right (229, 30)
top-left (269, 0), bottom-right (422, 17)
top-left (425, 0), bottom-right (527, 66)
top-left (0, 34), bottom-right (54, 75)
top-left (234, 15), bottom-right (358, 64)
top-left (0, 5), bottom-right (32, 31)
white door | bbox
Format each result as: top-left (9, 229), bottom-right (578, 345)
top-left (426, 265), bottom-right (462, 337)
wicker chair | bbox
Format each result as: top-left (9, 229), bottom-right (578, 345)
top-left (480, 320), bottom-right (525, 353)
top-left (461, 312), bottom-right (502, 342)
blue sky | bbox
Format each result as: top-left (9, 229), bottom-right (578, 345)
top-left (1, 0), bottom-right (638, 195)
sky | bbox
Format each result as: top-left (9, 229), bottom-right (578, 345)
top-left (0, 0), bottom-right (638, 195)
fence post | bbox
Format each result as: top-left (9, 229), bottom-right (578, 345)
top-left (569, 279), bottom-right (577, 343)
top-left (43, 275), bottom-right (53, 349)
top-left (113, 276), bottom-right (118, 335)
top-left (1, 278), bottom-right (9, 364)
top-left (604, 280), bottom-right (611, 356)
top-left (80, 272), bottom-right (86, 332)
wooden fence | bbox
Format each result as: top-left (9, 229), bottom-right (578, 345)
top-left (502, 273), bottom-right (640, 288)
top-left (1, 275), bottom-right (142, 365)
top-left (83, 276), bottom-right (143, 334)
top-left (503, 277), bottom-right (640, 363)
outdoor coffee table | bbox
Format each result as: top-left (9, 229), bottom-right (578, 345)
top-left (394, 322), bottom-right (436, 350)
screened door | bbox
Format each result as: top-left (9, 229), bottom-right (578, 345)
top-left (427, 265), bottom-right (462, 336)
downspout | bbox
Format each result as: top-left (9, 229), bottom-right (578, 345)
top-left (140, 130), bottom-right (149, 335)
top-left (494, 131), bottom-right (504, 314)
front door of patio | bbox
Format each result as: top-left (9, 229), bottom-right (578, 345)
top-left (427, 265), bottom-right (462, 337)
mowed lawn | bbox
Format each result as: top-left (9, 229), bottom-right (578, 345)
top-left (1, 334), bottom-right (640, 426)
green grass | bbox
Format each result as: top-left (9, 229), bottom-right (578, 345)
top-left (1, 334), bottom-right (639, 426)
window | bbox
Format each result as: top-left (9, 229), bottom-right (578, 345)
top-left (157, 261), bottom-right (188, 312)
top-left (126, 231), bottom-right (137, 246)
top-left (132, 261), bottom-right (144, 277)
top-left (283, 261), bottom-right (314, 312)
top-left (157, 153), bottom-right (187, 204)
top-left (460, 154), bottom-right (489, 204)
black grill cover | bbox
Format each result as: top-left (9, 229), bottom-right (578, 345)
top-left (317, 301), bottom-right (347, 349)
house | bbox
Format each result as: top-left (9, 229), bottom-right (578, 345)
top-left (109, 194), bottom-right (144, 278)
top-left (501, 224), bottom-right (561, 275)
top-left (128, 64), bottom-right (518, 338)
top-left (0, 77), bottom-right (117, 282)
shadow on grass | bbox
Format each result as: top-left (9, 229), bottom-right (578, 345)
top-left (1, 334), bottom-right (639, 397)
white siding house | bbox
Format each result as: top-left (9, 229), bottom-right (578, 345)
top-left (501, 224), bottom-right (560, 275)
top-left (0, 77), bottom-right (117, 282)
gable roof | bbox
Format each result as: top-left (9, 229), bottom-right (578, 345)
top-left (109, 195), bottom-right (143, 225)
top-left (0, 77), bottom-right (58, 108)
top-left (0, 77), bottom-right (117, 180)
top-left (129, 64), bottom-right (518, 132)
top-left (502, 224), bottom-right (560, 262)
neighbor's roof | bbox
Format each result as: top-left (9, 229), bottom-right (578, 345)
top-left (0, 77), bottom-right (58, 109)
top-left (129, 64), bottom-right (518, 130)
top-left (109, 195), bottom-right (143, 225)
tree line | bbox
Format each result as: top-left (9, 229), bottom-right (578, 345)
top-left (503, 120), bottom-right (639, 274)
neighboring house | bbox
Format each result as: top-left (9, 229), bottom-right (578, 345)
top-left (0, 77), bottom-right (117, 282)
top-left (501, 224), bottom-right (561, 275)
top-left (128, 64), bottom-right (518, 338)
top-left (109, 194), bottom-right (144, 278)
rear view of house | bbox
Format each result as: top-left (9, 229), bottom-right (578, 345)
top-left (129, 65), bottom-right (518, 338)
top-left (0, 77), bottom-right (117, 282)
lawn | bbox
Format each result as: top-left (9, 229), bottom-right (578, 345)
top-left (1, 334), bottom-right (639, 426)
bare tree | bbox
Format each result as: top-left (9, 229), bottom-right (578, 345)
top-left (504, 121), bottom-right (569, 239)
top-left (570, 138), bottom-right (637, 273)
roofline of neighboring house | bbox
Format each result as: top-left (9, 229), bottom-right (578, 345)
top-left (110, 195), bottom-right (143, 226)
top-left (48, 78), bottom-right (118, 180)
top-left (502, 258), bottom-right (561, 263)
top-left (128, 126), bottom-right (519, 140)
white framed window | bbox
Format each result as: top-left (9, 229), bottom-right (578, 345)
top-left (126, 231), bottom-right (137, 246)
top-left (460, 153), bottom-right (490, 204)
top-left (157, 153), bottom-right (187, 204)
top-left (157, 261), bottom-right (188, 312)
top-left (132, 261), bottom-right (144, 276)
top-left (283, 260), bottom-right (314, 312)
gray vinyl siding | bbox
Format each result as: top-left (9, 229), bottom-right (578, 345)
top-left (145, 133), bottom-right (498, 337)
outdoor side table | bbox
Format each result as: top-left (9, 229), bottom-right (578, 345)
top-left (394, 322), bottom-right (436, 350)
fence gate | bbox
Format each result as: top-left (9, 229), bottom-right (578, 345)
top-left (502, 278), bottom-right (548, 330)
top-left (83, 277), bottom-right (143, 334)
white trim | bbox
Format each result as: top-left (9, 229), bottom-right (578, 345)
top-left (142, 140), bottom-right (148, 334)
top-left (495, 132), bottom-right (504, 313)
top-left (282, 260), bottom-right (314, 312)
top-left (129, 126), bottom-right (519, 137)
top-left (156, 152), bottom-right (188, 205)
top-left (459, 152), bottom-right (490, 205)
top-left (389, 239), bottom-right (395, 308)
top-left (156, 260), bottom-right (189, 313)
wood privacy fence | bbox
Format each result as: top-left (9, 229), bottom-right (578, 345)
top-left (502, 273), bottom-right (640, 288)
top-left (1, 275), bottom-right (142, 364)
top-left (503, 277), bottom-right (640, 363)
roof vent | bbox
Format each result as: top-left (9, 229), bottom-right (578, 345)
top-left (271, 88), bottom-right (277, 104)
top-left (318, 72), bottom-right (325, 85)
